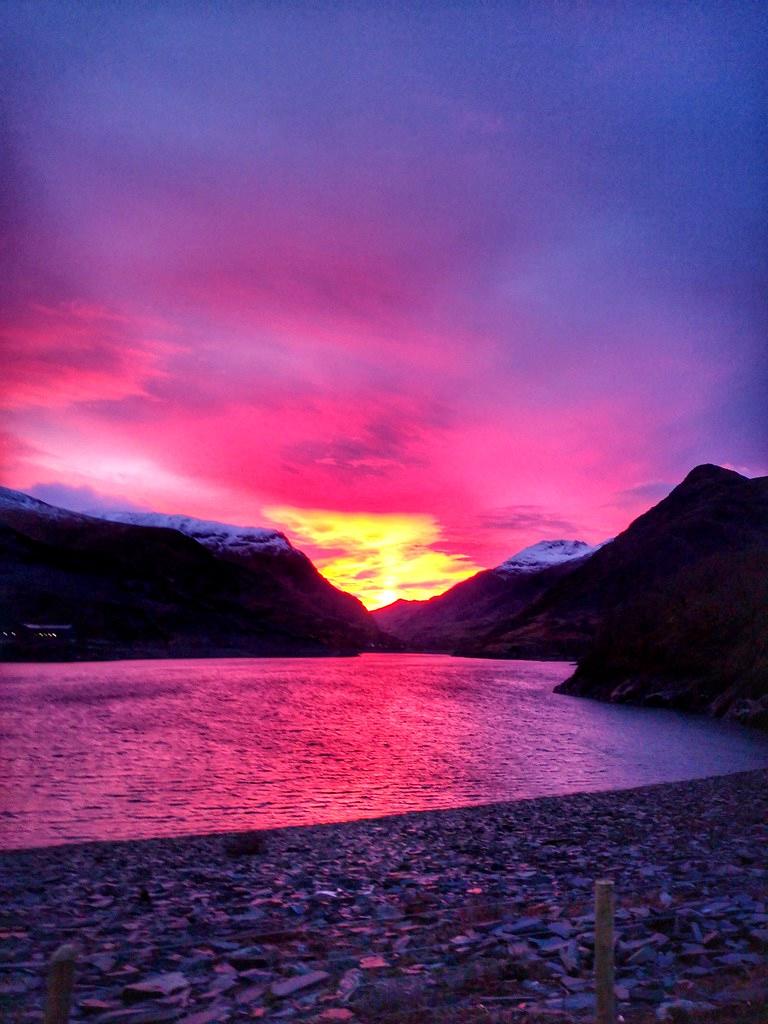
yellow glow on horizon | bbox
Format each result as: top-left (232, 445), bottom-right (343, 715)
top-left (264, 506), bottom-right (484, 609)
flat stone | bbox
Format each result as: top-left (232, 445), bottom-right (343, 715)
top-left (508, 917), bottom-right (543, 934)
top-left (177, 1008), bottom-right (229, 1024)
top-left (235, 984), bottom-right (266, 1004)
top-left (123, 973), bottom-right (189, 1003)
top-left (717, 952), bottom-right (762, 967)
top-left (271, 970), bottom-right (329, 998)
top-left (227, 946), bottom-right (270, 968)
top-left (87, 955), bottom-right (118, 972)
top-left (359, 955), bottom-right (388, 969)
top-left (335, 967), bottom-right (364, 998)
top-left (80, 999), bottom-right (116, 1014)
top-left (535, 937), bottom-right (569, 954)
top-left (628, 944), bottom-right (657, 965)
top-left (562, 992), bottom-right (595, 1011)
top-left (560, 976), bottom-right (586, 992)
top-left (96, 1009), bottom-right (182, 1024)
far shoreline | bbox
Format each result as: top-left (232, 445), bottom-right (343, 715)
top-left (0, 649), bottom-right (570, 664)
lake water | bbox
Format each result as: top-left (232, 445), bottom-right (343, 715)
top-left (2, 653), bottom-right (767, 850)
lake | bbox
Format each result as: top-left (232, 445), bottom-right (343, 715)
top-left (2, 653), bottom-right (767, 850)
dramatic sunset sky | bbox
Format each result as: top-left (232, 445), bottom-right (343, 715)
top-left (2, 3), bottom-right (766, 607)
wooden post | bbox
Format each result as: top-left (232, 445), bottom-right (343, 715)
top-left (594, 879), bottom-right (615, 1024)
top-left (44, 944), bottom-right (77, 1024)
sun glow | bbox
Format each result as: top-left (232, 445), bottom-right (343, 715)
top-left (264, 506), bottom-right (483, 609)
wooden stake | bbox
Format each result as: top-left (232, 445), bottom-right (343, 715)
top-left (594, 879), bottom-right (615, 1024)
top-left (44, 944), bottom-right (77, 1024)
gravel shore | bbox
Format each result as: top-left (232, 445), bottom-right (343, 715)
top-left (2, 771), bottom-right (767, 1023)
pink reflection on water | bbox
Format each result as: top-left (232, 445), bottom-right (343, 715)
top-left (1, 654), bottom-right (767, 849)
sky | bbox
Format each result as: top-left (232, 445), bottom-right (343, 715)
top-left (1, 2), bottom-right (766, 608)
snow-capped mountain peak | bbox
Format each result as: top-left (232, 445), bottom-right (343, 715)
top-left (0, 488), bottom-right (294, 558)
top-left (494, 539), bottom-right (602, 575)
top-left (101, 511), bottom-right (294, 557)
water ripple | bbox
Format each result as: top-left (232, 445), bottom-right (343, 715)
top-left (1, 653), bottom-right (767, 849)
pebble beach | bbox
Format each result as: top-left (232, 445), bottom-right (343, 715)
top-left (2, 770), bottom-right (767, 1023)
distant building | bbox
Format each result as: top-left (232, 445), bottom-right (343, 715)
top-left (0, 628), bottom-right (19, 646)
top-left (0, 623), bottom-right (77, 659)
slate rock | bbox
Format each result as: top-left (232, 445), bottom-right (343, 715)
top-left (271, 970), bottom-right (329, 998)
top-left (123, 973), bottom-right (189, 1004)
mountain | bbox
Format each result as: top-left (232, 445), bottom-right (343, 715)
top-left (372, 539), bottom-right (601, 652)
top-left (556, 546), bottom-right (768, 727)
top-left (495, 539), bottom-right (602, 574)
top-left (0, 488), bottom-right (381, 660)
top-left (99, 509), bottom-right (375, 636)
top-left (102, 511), bottom-right (293, 558)
top-left (461, 465), bottom-right (768, 678)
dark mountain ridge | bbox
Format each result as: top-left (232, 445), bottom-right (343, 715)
top-left (372, 556), bottom-right (587, 652)
top-left (0, 488), bottom-right (382, 660)
top-left (2, 465), bottom-right (765, 723)
top-left (459, 465), bottom-right (768, 661)
top-left (556, 544), bottom-right (768, 726)
top-left (372, 536), bottom-right (602, 647)
top-left (443, 463), bottom-right (768, 727)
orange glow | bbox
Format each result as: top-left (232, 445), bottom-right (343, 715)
top-left (265, 506), bottom-right (484, 609)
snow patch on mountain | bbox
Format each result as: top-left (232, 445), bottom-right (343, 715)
top-left (102, 511), bottom-right (294, 557)
top-left (0, 488), bottom-right (294, 558)
top-left (494, 539), bottom-right (603, 575)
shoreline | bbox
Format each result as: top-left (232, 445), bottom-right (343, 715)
top-left (2, 770), bottom-right (766, 1022)
top-left (0, 648), bottom-right (371, 666)
top-left (1, 766), bottom-right (765, 856)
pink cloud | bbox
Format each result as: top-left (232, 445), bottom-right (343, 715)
top-left (1, 0), bottom-right (763, 594)
top-left (0, 302), bottom-right (176, 410)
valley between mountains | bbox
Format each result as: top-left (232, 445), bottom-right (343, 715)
top-left (2, 464), bottom-right (766, 727)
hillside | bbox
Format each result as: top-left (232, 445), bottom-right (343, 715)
top-left (372, 540), bottom-right (599, 652)
top-left (556, 546), bottom-right (768, 727)
top-left (460, 465), bottom-right (768, 661)
top-left (0, 488), bottom-right (381, 660)
top-left (101, 509), bottom-right (376, 642)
